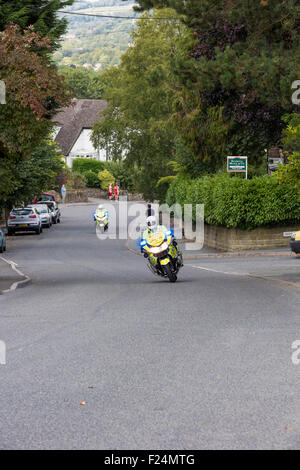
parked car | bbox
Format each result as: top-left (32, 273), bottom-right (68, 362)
top-left (37, 201), bottom-right (61, 224)
top-left (33, 193), bottom-right (56, 204)
top-left (7, 207), bottom-right (43, 235)
top-left (0, 228), bottom-right (7, 252)
top-left (34, 204), bottom-right (52, 228)
top-left (290, 231), bottom-right (300, 254)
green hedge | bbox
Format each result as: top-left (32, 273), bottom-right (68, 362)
top-left (166, 174), bottom-right (300, 230)
top-left (72, 158), bottom-right (133, 190)
top-left (72, 158), bottom-right (105, 174)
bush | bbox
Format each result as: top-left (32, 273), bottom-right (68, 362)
top-left (103, 161), bottom-right (133, 190)
top-left (67, 171), bottom-right (86, 189)
top-left (98, 169), bottom-right (115, 191)
top-left (166, 174), bottom-right (192, 207)
top-left (83, 170), bottom-right (101, 188)
top-left (72, 158), bottom-right (105, 174)
top-left (72, 158), bottom-right (133, 190)
top-left (166, 173), bottom-right (300, 230)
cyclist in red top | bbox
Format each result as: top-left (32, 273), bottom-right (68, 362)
top-left (108, 183), bottom-right (113, 200)
top-left (114, 183), bottom-right (119, 201)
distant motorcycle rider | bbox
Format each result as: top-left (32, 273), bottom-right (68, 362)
top-left (93, 204), bottom-right (108, 221)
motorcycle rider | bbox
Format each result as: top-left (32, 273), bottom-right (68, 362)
top-left (93, 204), bottom-right (108, 229)
top-left (141, 216), bottom-right (177, 256)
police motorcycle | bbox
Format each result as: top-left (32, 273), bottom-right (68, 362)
top-left (93, 204), bottom-right (109, 233)
top-left (140, 216), bottom-right (183, 283)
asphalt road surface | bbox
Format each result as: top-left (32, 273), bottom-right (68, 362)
top-left (1, 202), bottom-right (300, 450)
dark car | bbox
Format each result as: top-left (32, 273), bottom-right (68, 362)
top-left (0, 228), bottom-right (7, 253)
top-left (33, 193), bottom-right (56, 204)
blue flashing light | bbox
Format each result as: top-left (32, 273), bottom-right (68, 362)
top-left (166, 230), bottom-right (172, 236)
top-left (139, 239), bottom-right (147, 247)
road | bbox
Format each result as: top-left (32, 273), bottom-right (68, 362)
top-left (1, 201), bottom-right (300, 449)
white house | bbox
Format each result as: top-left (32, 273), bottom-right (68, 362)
top-left (53, 99), bottom-right (108, 168)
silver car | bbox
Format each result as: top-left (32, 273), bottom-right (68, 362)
top-left (7, 207), bottom-right (43, 235)
top-left (34, 204), bottom-right (52, 228)
top-left (37, 201), bottom-right (60, 224)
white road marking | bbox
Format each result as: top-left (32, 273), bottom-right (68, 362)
top-left (0, 256), bottom-right (31, 293)
top-left (188, 264), bottom-right (248, 276)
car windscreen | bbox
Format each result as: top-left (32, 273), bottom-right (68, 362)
top-left (12, 209), bottom-right (32, 216)
top-left (39, 195), bottom-right (54, 201)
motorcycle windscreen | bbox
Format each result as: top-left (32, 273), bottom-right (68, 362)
top-left (146, 229), bottom-right (165, 247)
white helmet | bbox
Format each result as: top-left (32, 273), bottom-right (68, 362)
top-left (98, 204), bottom-right (103, 210)
top-left (146, 215), bottom-right (157, 230)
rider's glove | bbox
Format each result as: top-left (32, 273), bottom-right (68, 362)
top-left (143, 253), bottom-right (148, 258)
top-left (173, 240), bottom-right (177, 246)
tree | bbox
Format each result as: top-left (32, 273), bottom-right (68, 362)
top-left (0, 0), bottom-right (74, 50)
top-left (98, 169), bottom-right (114, 191)
top-left (0, 24), bottom-right (71, 157)
top-left (276, 114), bottom-right (300, 191)
top-left (128, 0), bottom-right (300, 168)
top-left (0, 24), bottom-right (71, 201)
top-left (58, 66), bottom-right (104, 99)
top-left (92, 9), bottom-right (191, 201)
top-left (1, 139), bottom-right (65, 211)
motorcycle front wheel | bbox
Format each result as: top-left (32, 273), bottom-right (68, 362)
top-left (163, 263), bottom-right (177, 283)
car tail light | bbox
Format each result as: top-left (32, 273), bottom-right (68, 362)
top-left (9, 215), bottom-right (16, 219)
top-left (29, 214), bottom-right (37, 219)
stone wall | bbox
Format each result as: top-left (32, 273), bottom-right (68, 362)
top-left (84, 188), bottom-right (144, 201)
top-left (53, 188), bottom-right (144, 203)
top-left (169, 213), bottom-right (297, 251)
top-left (54, 190), bottom-right (88, 203)
top-left (203, 224), bottom-right (297, 251)
top-left (85, 188), bottom-right (107, 199)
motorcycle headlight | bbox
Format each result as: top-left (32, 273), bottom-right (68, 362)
top-left (149, 242), bottom-right (169, 254)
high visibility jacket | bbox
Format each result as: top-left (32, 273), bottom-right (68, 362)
top-left (142, 225), bottom-right (168, 242)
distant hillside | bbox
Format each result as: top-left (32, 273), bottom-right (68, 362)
top-left (55, 1), bottom-right (137, 71)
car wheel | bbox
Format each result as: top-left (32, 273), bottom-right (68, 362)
top-left (7, 229), bottom-right (14, 236)
top-left (0, 242), bottom-right (3, 253)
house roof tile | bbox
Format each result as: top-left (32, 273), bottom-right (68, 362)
top-left (53, 99), bottom-right (107, 155)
